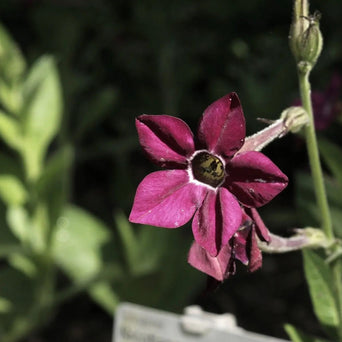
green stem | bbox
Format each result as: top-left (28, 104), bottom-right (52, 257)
top-left (298, 67), bottom-right (342, 340)
top-left (298, 69), bottom-right (333, 239)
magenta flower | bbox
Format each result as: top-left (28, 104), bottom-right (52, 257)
top-left (188, 208), bottom-right (269, 281)
top-left (129, 93), bottom-right (288, 257)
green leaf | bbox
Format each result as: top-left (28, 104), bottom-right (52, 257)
top-left (0, 297), bottom-right (12, 313)
top-left (89, 282), bottom-right (119, 314)
top-left (0, 80), bottom-right (23, 115)
top-left (0, 266), bottom-right (35, 331)
top-left (285, 324), bottom-right (332, 342)
top-left (6, 206), bottom-right (30, 243)
top-left (0, 110), bottom-right (22, 150)
top-left (8, 252), bottom-right (37, 277)
top-left (302, 250), bottom-right (340, 330)
top-left (115, 212), bottom-right (166, 276)
top-left (21, 56), bottom-right (63, 180)
top-left (37, 145), bottom-right (74, 224)
top-left (53, 205), bottom-right (118, 312)
top-left (6, 204), bottom-right (46, 254)
top-left (0, 22), bottom-right (26, 83)
top-left (0, 176), bottom-right (27, 206)
top-left (319, 138), bottom-right (342, 187)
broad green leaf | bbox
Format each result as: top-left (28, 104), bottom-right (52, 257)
top-left (6, 206), bottom-right (30, 243)
top-left (0, 23), bottom-right (26, 83)
top-left (0, 110), bottom-right (22, 150)
top-left (21, 56), bottom-right (63, 180)
top-left (319, 138), bottom-right (342, 187)
top-left (53, 205), bottom-right (118, 311)
top-left (0, 176), bottom-right (27, 206)
top-left (0, 80), bottom-right (23, 115)
top-left (285, 324), bottom-right (332, 342)
top-left (302, 250), bottom-right (339, 330)
top-left (7, 204), bottom-right (47, 254)
top-left (53, 205), bottom-right (111, 279)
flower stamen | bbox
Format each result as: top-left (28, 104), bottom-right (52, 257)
top-left (191, 151), bottom-right (225, 187)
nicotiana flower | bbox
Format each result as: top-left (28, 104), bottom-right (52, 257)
top-left (129, 93), bottom-right (288, 257)
top-left (188, 208), bottom-right (270, 281)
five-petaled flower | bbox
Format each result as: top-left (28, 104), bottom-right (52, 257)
top-left (129, 92), bottom-right (288, 259)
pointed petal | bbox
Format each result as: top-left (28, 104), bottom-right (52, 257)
top-left (197, 93), bottom-right (245, 159)
top-left (234, 228), bottom-right (250, 265)
top-left (247, 208), bottom-right (270, 242)
top-left (188, 241), bottom-right (232, 281)
top-left (226, 151), bottom-right (288, 207)
top-left (136, 115), bottom-right (195, 168)
top-left (192, 187), bottom-right (242, 257)
top-left (248, 228), bottom-right (262, 272)
top-left (129, 170), bottom-right (206, 228)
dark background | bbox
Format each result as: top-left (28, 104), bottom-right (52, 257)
top-left (0, 0), bottom-right (341, 341)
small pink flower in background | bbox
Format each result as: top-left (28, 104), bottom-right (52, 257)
top-left (129, 92), bottom-right (288, 263)
top-left (293, 73), bottom-right (342, 130)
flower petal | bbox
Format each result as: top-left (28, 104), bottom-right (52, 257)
top-left (136, 115), bottom-right (195, 168)
top-left (188, 241), bottom-right (232, 281)
top-left (248, 228), bottom-right (262, 272)
top-left (129, 170), bottom-right (206, 228)
top-left (234, 228), bottom-right (250, 265)
top-left (226, 151), bottom-right (288, 207)
top-left (247, 207), bottom-right (270, 242)
top-left (192, 187), bottom-right (242, 257)
top-left (197, 92), bottom-right (245, 159)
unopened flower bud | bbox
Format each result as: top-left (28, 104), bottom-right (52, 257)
top-left (280, 106), bottom-right (309, 133)
top-left (289, 0), bottom-right (323, 68)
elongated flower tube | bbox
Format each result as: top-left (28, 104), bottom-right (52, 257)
top-left (129, 93), bottom-right (288, 257)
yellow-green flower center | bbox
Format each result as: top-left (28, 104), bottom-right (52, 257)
top-left (191, 152), bottom-right (225, 187)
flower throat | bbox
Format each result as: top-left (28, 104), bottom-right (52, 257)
top-left (191, 151), bottom-right (225, 187)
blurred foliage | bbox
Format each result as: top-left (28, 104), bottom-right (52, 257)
top-left (0, 0), bottom-right (340, 341)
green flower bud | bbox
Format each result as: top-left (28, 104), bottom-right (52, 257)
top-left (280, 106), bottom-right (309, 133)
top-left (289, 1), bottom-right (323, 68)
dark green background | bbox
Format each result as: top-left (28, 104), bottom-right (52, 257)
top-left (0, 0), bottom-right (341, 341)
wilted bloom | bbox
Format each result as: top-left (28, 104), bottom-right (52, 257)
top-left (293, 74), bottom-right (341, 130)
top-left (188, 208), bottom-right (270, 281)
top-left (129, 93), bottom-right (288, 257)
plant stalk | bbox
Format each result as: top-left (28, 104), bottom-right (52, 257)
top-left (298, 69), bottom-right (333, 239)
top-left (298, 67), bottom-right (342, 340)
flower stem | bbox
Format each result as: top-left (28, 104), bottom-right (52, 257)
top-left (298, 68), bottom-right (333, 240)
top-left (298, 67), bottom-right (342, 339)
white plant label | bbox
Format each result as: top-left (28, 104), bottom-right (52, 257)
top-left (113, 303), bottom-right (289, 342)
